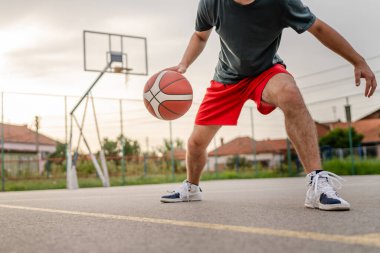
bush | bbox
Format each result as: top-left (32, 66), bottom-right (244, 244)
top-left (322, 159), bottom-right (380, 175)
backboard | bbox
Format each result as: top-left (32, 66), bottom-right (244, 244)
top-left (83, 30), bottom-right (148, 76)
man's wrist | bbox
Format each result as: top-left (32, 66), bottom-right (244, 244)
top-left (179, 62), bottom-right (189, 69)
top-left (352, 55), bottom-right (366, 68)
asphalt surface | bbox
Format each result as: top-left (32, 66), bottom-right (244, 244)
top-left (0, 175), bottom-right (379, 253)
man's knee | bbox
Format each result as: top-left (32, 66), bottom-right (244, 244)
top-left (277, 83), bottom-right (306, 112)
top-left (187, 125), bottom-right (220, 153)
top-left (187, 135), bottom-right (207, 154)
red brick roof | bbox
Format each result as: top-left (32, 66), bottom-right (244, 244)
top-left (329, 119), bottom-right (380, 143)
top-left (164, 148), bottom-right (187, 160)
top-left (0, 123), bottom-right (56, 146)
top-left (359, 109), bottom-right (380, 120)
top-left (315, 121), bottom-right (333, 138)
top-left (209, 137), bottom-right (289, 156)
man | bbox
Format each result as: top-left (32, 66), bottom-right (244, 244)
top-left (160, 0), bottom-right (377, 210)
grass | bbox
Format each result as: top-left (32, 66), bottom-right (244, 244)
top-left (3, 169), bottom-right (283, 192)
top-left (322, 158), bottom-right (380, 175)
top-left (2, 159), bottom-right (379, 191)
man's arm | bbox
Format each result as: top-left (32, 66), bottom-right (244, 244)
top-left (168, 29), bottom-right (212, 74)
top-left (308, 18), bottom-right (377, 97)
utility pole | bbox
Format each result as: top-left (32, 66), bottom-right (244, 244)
top-left (345, 97), bottom-right (355, 175)
top-left (214, 137), bottom-right (218, 176)
top-left (144, 137), bottom-right (149, 177)
top-left (145, 137), bottom-right (149, 154)
top-left (332, 106), bottom-right (337, 122)
top-left (64, 96), bottom-right (68, 145)
top-left (35, 116), bottom-right (41, 175)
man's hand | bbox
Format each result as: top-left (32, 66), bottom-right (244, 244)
top-left (165, 63), bottom-right (188, 74)
top-left (354, 61), bottom-right (377, 97)
top-left (309, 19), bottom-right (377, 98)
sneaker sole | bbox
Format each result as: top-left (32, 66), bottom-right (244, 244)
top-left (304, 203), bottom-right (350, 211)
top-left (160, 198), bottom-right (202, 203)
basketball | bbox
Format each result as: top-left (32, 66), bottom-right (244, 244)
top-left (143, 70), bottom-right (193, 120)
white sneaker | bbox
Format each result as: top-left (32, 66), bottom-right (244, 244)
top-left (160, 180), bottom-right (202, 203)
top-left (305, 170), bottom-right (350, 211)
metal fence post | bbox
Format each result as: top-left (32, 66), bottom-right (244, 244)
top-left (120, 100), bottom-right (126, 185)
top-left (1, 92), bottom-right (5, 191)
top-left (287, 138), bottom-right (292, 176)
top-left (345, 97), bottom-right (355, 175)
top-left (169, 121), bottom-right (175, 180)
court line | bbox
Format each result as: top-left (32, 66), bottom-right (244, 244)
top-left (0, 204), bottom-right (379, 248)
top-left (0, 188), bottom-right (296, 203)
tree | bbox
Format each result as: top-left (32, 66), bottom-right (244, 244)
top-left (157, 138), bottom-right (185, 173)
top-left (49, 142), bottom-right (66, 165)
top-left (117, 135), bottom-right (141, 161)
top-left (102, 137), bottom-right (120, 161)
top-left (158, 138), bottom-right (184, 155)
top-left (319, 127), bottom-right (364, 148)
top-left (226, 155), bottom-right (251, 171)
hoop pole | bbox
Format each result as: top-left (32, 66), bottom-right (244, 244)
top-left (70, 62), bottom-right (111, 115)
top-left (90, 93), bottom-right (110, 186)
top-left (66, 114), bottom-right (78, 189)
top-left (75, 95), bottom-right (90, 155)
top-left (90, 93), bottom-right (102, 147)
top-left (72, 115), bottom-right (106, 185)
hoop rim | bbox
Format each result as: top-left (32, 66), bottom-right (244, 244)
top-left (113, 66), bottom-right (133, 74)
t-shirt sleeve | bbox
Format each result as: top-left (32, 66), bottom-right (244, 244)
top-left (283, 0), bottom-right (316, 34)
top-left (195, 0), bottom-right (213, 31)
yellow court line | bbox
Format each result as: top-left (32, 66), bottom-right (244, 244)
top-left (0, 204), bottom-right (379, 248)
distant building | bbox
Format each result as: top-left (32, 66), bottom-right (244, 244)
top-left (0, 123), bottom-right (57, 176)
top-left (327, 119), bottom-right (380, 145)
top-left (164, 148), bottom-right (187, 167)
top-left (358, 109), bottom-right (380, 120)
top-left (326, 119), bottom-right (380, 158)
top-left (206, 117), bottom-right (380, 171)
top-left (208, 137), bottom-right (292, 171)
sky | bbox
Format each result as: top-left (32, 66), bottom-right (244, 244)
top-left (0, 0), bottom-right (379, 152)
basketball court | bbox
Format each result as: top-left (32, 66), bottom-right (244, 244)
top-left (0, 176), bottom-right (379, 253)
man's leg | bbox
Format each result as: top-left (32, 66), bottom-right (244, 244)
top-left (187, 125), bottom-right (221, 185)
top-left (261, 73), bottom-right (320, 173)
top-left (261, 73), bottom-right (350, 210)
top-left (160, 124), bottom-right (220, 203)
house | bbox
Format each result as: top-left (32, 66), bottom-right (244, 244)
top-left (0, 123), bottom-right (57, 176)
top-left (327, 119), bottom-right (380, 145)
top-left (326, 119), bottom-right (380, 158)
top-left (207, 137), bottom-right (292, 171)
top-left (164, 148), bottom-right (187, 167)
top-left (206, 117), bottom-right (380, 171)
top-left (358, 109), bottom-right (380, 120)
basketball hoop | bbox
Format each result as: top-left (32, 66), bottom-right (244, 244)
top-left (67, 31), bottom-right (148, 190)
top-left (113, 67), bottom-right (132, 84)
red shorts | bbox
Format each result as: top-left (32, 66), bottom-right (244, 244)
top-left (195, 64), bottom-right (291, 125)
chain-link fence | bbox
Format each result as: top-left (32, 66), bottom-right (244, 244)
top-left (0, 91), bottom-right (379, 190)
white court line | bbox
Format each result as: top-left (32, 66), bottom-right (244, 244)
top-left (0, 188), bottom-right (295, 203)
top-left (0, 204), bottom-right (379, 248)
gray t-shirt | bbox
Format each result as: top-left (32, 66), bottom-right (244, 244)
top-left (195, 0), bottom-right (316, 84)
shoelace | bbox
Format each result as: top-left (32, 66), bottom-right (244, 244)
top-left (312, 171), bottom-right (345, 198)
